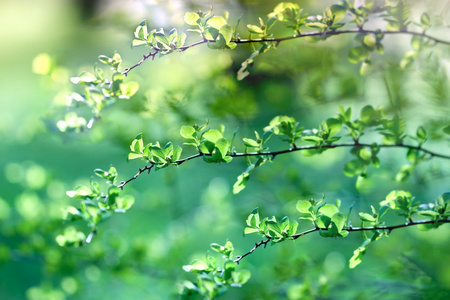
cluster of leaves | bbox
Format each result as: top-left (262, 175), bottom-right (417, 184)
top-left (350, 191), bottom-right (450, 268)
top-left (184, 8), bottom-right (237, 50)
top-left (56, 1), bottom-right (448, 131)
top-left (56, 166), bottom-right (134, 247)
top-left (58, 54), bottom-right (139, 132)
top-left (60, 105), bottom-right (449, 247)
top-left (244, 196), bottom-right (348, 246)
top-left (242, 191), bottom-right (450, 269)
top-left (179, 241), bottom-right (251, 299)
top-left (337, 105), bottom-right (432, 185)
top-left (239, 1), bottom-right (440, 78)
top-left (132, 20), bottom-right (187, 54)
top-left (238, 2), bottom-right (346, 79)
top-left (132, 8), bottom-right (236, 53)
top-left (128, 121), bottom-right (234, 168)
top-left (343, 1), bottom-right (436, 73)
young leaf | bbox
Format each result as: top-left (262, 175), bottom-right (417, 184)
top-left (203, 130), bottom-right (223, 143)
top-left (343, 159), bottom-right (365, 177)
top-left (215, 138), bottom-right (230, 159)
top-left (184, 12), bottom-right (200, 26)
top-left (347, 46), bottom-right (370, 64)
top-left (296, 200), bottom-right (312, 214)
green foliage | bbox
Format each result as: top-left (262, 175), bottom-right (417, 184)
top-left (241, 192), bottom-right (450, 270)
top-left (57, 53), bottom-right (139, 132)
top-left (58, 166), bottom-right (134, 246)
top-left (62, 103), bottom-right (450, 243)
top-left (179, 242), bottom-right (250, 299)
top-left (55, 0), bottom-right (448, 129)
top-left (10, 1), bottom-right (450, 299)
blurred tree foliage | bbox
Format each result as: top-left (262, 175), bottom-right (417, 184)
top-left (0, 0), bottom-right (449, 299)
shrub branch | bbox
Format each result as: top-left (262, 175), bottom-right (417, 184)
top-left (234, 218), bottom-right (450, 263)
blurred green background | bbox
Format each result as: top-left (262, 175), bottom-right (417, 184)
top-left (0, 0), bottom-right (449, 299)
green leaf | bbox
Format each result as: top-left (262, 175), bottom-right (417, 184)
top-left (180, 125), bottom-right (196, 139)
top-left (416, 126), bottom-right (426, 143)
top-left (406, 148), bottom-right (418, 163)
top-left (116, 195), bottom-right (135, 211)
top-left (107, 186), bottom-right (120, 206)
top-left (347, 46), bottom-right (370, 64)
top-left (66, 185), bottom-right (92, 198)
top-left (215, 138), bottom-right (229, 159)
top-left (325, 118), bottom-right (342, 137)
top-left (332, 212), bottom-right (346, 232)
top-left (182, 259), bottom-right (209, 273)
top-left (319, 204), bottom-right (339, 218)
top-left (362, 35), bottom-right (376, 50)
top-left (223, 260), bottom-right (236, 281)
top-left (233, 172), bottom-right (250, 194)
top-left (359, 148), bottom-right (372, 162)
top-left (220, 24), bottom-right (233, 44)
top-left (359, 212), bottom-right (376, 222)
top-left (380, 190), bottom-right (413, 208)
top-left (420, 13), bottom-right (430, 29)
top-left (246, 207), bottom-right (260, 227)
top-left (296, 200), bottom-right (312, 214)
top-left (330, 4), bottom-right (346, 23)
top-left (305, 22), bottom-right (327, 29)
top-left (164, 142), bottom-right (174, 157)
top-left (244, 227), bottom-right (259, 235)
top-left (154, 30), bottom-right (170, 46)
top-left (56, 227), bottom-right (86, 247)
top-left (128, 153), bottom-right (142, 160)
top-left (184, 12), bottom-right (200, 25)
top-left (120, 82), bottom-right (139, 97)
top-left (444, 125), bottom-right (450, 135)
top-left (247, 24), bottom-right (264, 34)
top-left (207, 16), bottom-right (227, 30)
top-left (172, 146), bottom-right (182, 162)
top-left (203, 130), bottom-right (223, 143)
top-left (343, 159), bottom-right (365, 177)
top-left (349, 246), bottom-right (366, 268)
top-left (94, 168), bottom-right (108, 179)
top-left (168, 28), bottom-right (177, 42)
top-left (134, 20), bottom-right (148, 40)
top-left (266, 219), bottom-right (282, 236)
top-left (287, 221), bottom-right (298, 236)
top-left (280, 216), bottom-right (290, 230)
top-left (232, 269), bottom-right (251, 285)
top-left (395, 164), bottom-right (414, 182)
top-left (243, 138), bottom-right (259, 148)
top-left (151, 146), bottom-right (166, 161)
top-left (302, 136), bottom-right (322, 143)
top-left (130, 133), bottom-right (144, 153)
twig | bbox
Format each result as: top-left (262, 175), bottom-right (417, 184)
top-left (122, 29), bottom-right (450, 76)
top-left (118, 142), bottom-right (450, 190)
top-left (234, 218), bottom-right (450, 263)
top-left (118, 165), bottom-right (153, 189)
top-left (122, 39), bottom-right (209, 76)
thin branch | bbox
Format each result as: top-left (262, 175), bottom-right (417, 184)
top-left (122, 29), bottom-right (450, 76)
top-left (234, 218), bottom-right (450, 263)
top-left (118, 142), bottom-right (450, 189)
top-left (118, 165), bottom-right (153, 189)
top-left (234, 29), bottom-right (450, 46)
top-left (122, 39), bottom-right (209, 76)
top-left (231, 142), bottom-right (450, 160)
